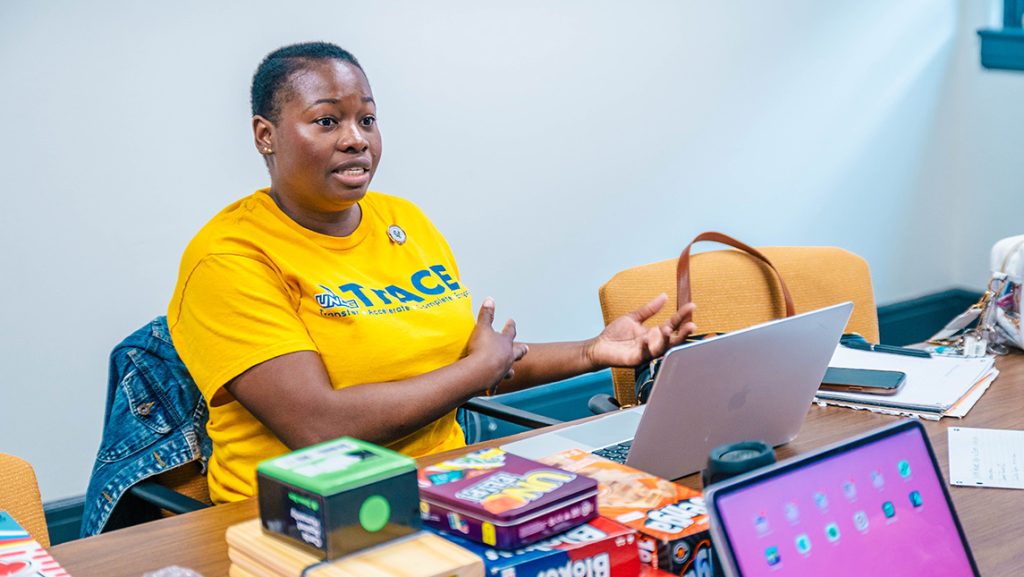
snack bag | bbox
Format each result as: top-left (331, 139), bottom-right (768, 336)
top-left (539, 449), bottom-right (714, 577)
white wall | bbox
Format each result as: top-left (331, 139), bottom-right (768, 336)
top-left (936, 1), bottom-right (1024, 284)
top-left (1, 0), bottom-right (1020, 502)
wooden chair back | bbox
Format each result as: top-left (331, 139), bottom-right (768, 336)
top-left (0, 453), bottom-right (50, 547)
top-left (599, 246), bottom-right (878, 404)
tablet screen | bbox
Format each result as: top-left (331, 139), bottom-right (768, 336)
top-left (714, 425), bottom-right (976, 576)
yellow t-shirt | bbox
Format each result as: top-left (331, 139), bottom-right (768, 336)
top-left (168, 190), bottom-right (473, 504)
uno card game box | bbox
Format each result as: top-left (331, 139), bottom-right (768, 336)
top-left (539, 449), bottom-right (714, 577)
top-left (426, 516), bottom-right (641, 577)
top-left (419, 448), bottom-right (599, 549)
top-left (256, 437), bottom-right (421, 560)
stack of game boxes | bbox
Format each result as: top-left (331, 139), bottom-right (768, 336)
top-left (224, 438), bottom-right (709, 577)
top-left (225, 437), bottom-right (484, 577)
top-left (418, 447), bottom-right (646, 576)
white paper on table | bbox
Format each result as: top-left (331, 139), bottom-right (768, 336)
top-left (942, 369), bottom-right (998, 418)
top-left (948, 427), bottom-right (1024, 489)
top-left (813, 398), bottom-right (940, 420)
top-left (821, 346), bottom-right (995, 412)
top-left (813, 369), bottom-right (998, 420)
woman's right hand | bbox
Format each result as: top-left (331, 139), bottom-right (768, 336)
top-left (467, 297), bottom-right (529, 390)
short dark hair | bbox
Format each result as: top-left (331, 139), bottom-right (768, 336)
top-left (251, 42), bottom-right (363, 122)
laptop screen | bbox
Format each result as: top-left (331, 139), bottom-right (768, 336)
top-left (711, 422), bottom-right (978, 576)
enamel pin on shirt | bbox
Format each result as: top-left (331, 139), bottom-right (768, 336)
top-left (387, 224), bottom-right (407, 245)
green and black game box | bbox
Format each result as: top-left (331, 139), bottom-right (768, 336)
top-left (256, 436), bottom-right (421, 560)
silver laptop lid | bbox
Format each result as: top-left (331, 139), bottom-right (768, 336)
top-left (625, 302), bottom-right (853, 480)
top-left (705, 420), bottom-right (979, 576)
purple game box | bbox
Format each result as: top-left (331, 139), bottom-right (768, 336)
top-left (418, 447), bottom-right (599, 549)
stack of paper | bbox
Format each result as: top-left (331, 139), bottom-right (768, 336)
top-left (813, 346), bottom-right (998, 420)
top-left (225, 519), bottom-right (483, 577)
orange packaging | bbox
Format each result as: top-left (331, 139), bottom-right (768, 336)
top-left (539, 449), bottom-right (715, 577)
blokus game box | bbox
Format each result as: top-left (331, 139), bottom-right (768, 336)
top-left (426, 516), bottom-right (641, 577)
top-left (419, 448), bottom-right (599, 549)
top-left (539, 449), bottom-right (714, 577)
top-left (256, 437), bottom-right (421, 560)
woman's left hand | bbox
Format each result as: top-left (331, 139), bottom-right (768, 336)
top-left (585, 294), bottom-right (697, 368)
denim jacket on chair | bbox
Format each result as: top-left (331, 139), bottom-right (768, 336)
top-left (81, 316), bottom-right (212, 537)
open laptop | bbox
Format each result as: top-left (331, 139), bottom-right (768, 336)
top-left (705, 420), bottom-right (979, 576)
top-left (503, 302), bottom-right (853, 480)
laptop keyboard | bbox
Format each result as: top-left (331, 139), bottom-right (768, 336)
top-left (592, 440), bottom-right (632, 463)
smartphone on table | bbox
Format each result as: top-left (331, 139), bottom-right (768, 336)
top-left (818, 367), bottom-right (907, 395)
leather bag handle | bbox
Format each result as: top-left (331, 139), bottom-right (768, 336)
top-left (676, 231), bottom-right (796, 323)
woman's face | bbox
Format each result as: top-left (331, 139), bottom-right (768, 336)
top-left (257, 59), bottom-right (382, 217)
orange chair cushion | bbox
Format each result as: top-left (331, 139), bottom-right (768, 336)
top-left (0, 453), bottom-right (49, 547)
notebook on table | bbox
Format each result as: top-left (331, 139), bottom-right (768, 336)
top-left (503, 302), bottom-right (853, 481)
top-left (705, 420), bottom-right (979, 577)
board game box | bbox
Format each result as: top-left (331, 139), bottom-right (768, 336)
top-left (426, 515), bottom-right (641, 577)
top-left (257, 437), bottom-right (421, 559)
top-left (0, 512), bottom-right (70, 577)
top-left (419, 448), bottom-right (599, 549)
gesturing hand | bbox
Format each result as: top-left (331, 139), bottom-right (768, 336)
top-left (585, 294), bottom-right (697, 368)
top-left (467, 297), bottom-right (529, 391)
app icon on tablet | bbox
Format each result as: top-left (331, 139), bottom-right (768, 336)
top-left (814, 492), bottom-right (829, 511)
top-left (785, 502), bottom-right (800, 523)
top-left (795, 533), bottom-right (812, 554)
top-left (754, 514), bottom-right (770, 534)
top-left (842, 480), bottom-right (857, 501)
top-left (898, 460), bottom-right (912, 478)
top-left (853, 510), bottom-right (869, 532)
top-left (872, 470), bottom-right (885, 489)
top-left (909, 490), bottom-right (923, 507)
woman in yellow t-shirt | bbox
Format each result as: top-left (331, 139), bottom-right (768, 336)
top-left (168, 42), bottom-right (695, 504)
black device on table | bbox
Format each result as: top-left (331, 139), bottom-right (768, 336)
top-left (818, 367), bottom-right (906, 396)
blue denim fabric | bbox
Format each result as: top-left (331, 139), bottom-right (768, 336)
top-left (81, 316), bottom-right (212, 537)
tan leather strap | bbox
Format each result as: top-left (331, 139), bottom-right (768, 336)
top-left (676, 231), bottom-right (796, 322)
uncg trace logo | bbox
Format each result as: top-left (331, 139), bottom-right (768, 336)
top-left (315, 264), bottom-right (464, 317)
top-left (315, 287), bottom-right (360, 310)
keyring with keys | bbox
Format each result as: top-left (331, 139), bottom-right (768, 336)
top-left (978, 274), bottom-right (1011, 355)
top-left (929, 274), bottom-right (1010, 356)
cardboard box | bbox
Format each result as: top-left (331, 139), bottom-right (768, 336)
top-left (257, 437), bottom-right (420, 559)
top-left (227, 518), bottom-right (483, 577)
top-left (419, 448), bottom-right (598, 548)
top-left (539, 450), bottom-right (714, 577)
top-left (426, 516), bottom-right (641, 577)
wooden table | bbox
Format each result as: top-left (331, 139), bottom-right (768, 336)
top-left (51, 354), bottom-right (1024, 576)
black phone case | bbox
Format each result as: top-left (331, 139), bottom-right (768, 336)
top-left (819, 367), bottom-right (906, 395)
